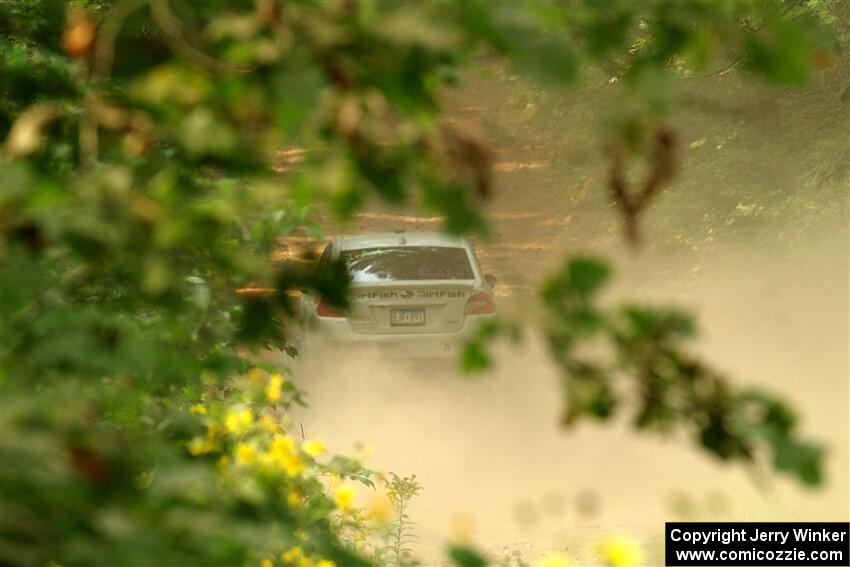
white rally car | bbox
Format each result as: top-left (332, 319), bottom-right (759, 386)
top-left (298, 232), bottom-right (497, 358)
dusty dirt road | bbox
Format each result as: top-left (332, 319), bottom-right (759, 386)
top-left (287, 68), bottom-right (849, 565)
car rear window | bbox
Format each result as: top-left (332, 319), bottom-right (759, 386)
top-left (341, 246), bottom-right (474, 282)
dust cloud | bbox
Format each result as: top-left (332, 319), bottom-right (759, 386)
top-left (285, 67), bottom-right (849, 566)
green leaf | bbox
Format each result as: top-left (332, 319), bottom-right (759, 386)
top-left (773, 439), bottom-right (824, 486)
top-left (448, 545), bottom-right (488, 567)
top-left (745, 23), bottom-right (811, 84)
top-left (567, 257), bottom-right (611, 297)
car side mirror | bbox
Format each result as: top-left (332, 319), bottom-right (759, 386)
top-left (484, 274), bottom-right (498, 287)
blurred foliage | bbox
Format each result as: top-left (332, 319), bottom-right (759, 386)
top-left (0, 0), bottom-right (842, 565)
top-left (460, 316), bottom-right (522, 374)
top-left (0, 366), bottom-right (374, 567)
top-left (541, 258), bottom-right (823, 486)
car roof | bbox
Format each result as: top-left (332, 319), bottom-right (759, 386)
top-left (335, 232), bottom-right (470, 251)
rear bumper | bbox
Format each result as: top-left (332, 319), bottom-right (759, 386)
top-left (301, 314), bottom-right (494, 359)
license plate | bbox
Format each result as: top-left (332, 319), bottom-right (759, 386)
top-left (390, 308), bottom-right (425, 326)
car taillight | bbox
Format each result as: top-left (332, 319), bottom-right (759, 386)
top-left (465, 291), bottom-right (496, 315)
top-left (315, 298), bottom-right (346, 318)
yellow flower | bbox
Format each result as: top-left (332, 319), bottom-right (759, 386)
top-left (260, 559), bottom-right (274, 567)
top-left (282, 454), bottom-right (304, 476)
top-left (235, 442), bottom-right (257, 465)
top-left (265, 372), bottom-right (284, 402)
top-left (270, 434), bottom-right (296, 455)
top-left (600, 535), bottom-right (642, 567)
top-left (316, 561), bottom-right (335, 567)
top-left (190, 404), bottom-right (207, 415)
top-left (302, 439), bottom-right (326, 457)
top-left (266, 434), bottom-right (304, 476)
top-left (259, 414), bottom-right (279, 433)
top-left (187, 437), bottom-right (217, 456)
top-left (287, 490), bottom-right (304, 508)
top-left (281, 546), bottom-right (307, 566)
top-left (334, 484), bottom-right (355, 511)
top-left (533, 552), bottom-right (574, 567)
top-left (225, 408), bottom-right (254, 434)
top-left (248, 368), bottom-right (266, 383)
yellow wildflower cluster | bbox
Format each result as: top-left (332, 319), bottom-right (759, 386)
top-left (262, 434), bottom-right (305, 476)
top-left (277, 546), bottom-right (336, 567)
top-left (187, 437), bottom-right (219, 456)
top-left (333, 484), bottom-right (355, 511)
top-left (260, 414), bottom-right (280, 433)
top-left (186, 384), bottom-right (323, 481)
top-left (265, 372), bottom-right (285, 402)
top-left (212, 433), bottom-right (310, 478)
top-left (287, 490), bottom-right (305, 508)
top-left (235, 442), bottom-right (257, 465)
top-left (302, 439), bottom-right (326, 457)
top-left (600, 535), bottom-right (642, 567)
top-left (225, 407), bottom-right (254, 434)
top-left (281, 546), bottom-right (307, 566)
top-left (183, 368), bottom-right (363, 565)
